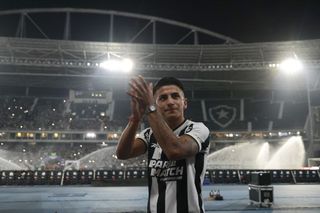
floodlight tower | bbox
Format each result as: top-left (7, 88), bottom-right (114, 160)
top-left (279, 57), bottom-right (314, 158)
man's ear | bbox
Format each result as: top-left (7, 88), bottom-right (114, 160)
top-left (184, 98), bottom-right (188, 109)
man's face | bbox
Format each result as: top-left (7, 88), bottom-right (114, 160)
top-left (154, 85), bottom-right (187, 122)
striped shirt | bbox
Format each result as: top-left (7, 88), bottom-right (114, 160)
top-left (138, 119), bottom-right (210, 213)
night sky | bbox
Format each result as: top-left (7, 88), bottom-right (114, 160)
top-left (0, 0), bottom-right (320, 43)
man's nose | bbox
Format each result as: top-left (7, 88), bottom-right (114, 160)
top-left (166, 96), bottom-right (175, 105)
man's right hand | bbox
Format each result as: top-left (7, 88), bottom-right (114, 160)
top-left (129, 96), bottom-right (145, 122)
top-left (128, 81), bottom-right (146, 122)
top-left (116, 81), bottom-right (148, 160)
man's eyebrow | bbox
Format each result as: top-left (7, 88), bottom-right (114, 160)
top-left (158, 94), bottom-right (167, 98)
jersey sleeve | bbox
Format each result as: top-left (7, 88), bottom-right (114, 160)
top-left (183, 122), bottom-right (210, 153)
top-left (136, 127), bottom-right (152, 147)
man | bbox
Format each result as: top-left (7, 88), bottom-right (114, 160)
top-left (116, 75), bottom-right (210, 213)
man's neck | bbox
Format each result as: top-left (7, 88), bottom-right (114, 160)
top-left (166, 117), bottom-right (186, 130)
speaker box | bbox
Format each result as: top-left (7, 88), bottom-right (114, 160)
top-left (249, 184), bottom-right (273, 206)
top-left (250, 172), bottom-right (271, 185)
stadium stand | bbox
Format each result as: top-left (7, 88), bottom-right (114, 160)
top-left (0, 94), bottom-right (310, 132)
top-left (0, 86), bottom-right (317, 174)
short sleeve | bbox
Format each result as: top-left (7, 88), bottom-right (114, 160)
top-left (136, 127), bottom-right (152, 147)
top-left (183, 122), bottom-right (210, 153)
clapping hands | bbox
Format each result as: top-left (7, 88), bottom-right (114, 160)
top-left (127, 75), bottom-right (153, 122)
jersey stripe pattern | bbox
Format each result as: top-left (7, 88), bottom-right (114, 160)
top-left (138, 119), bottom-right (210, 213)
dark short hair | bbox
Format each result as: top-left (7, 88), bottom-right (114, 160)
top-left (153, 77), bottom-right (184, 94)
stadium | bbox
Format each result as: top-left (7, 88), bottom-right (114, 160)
top-left (0, 4), bottom-right (319, 213)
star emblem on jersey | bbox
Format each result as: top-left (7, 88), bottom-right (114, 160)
top-left (209, 105), bottom-right (236, 128)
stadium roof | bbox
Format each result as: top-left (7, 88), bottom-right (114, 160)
top-left (0, 7), bottom-right (319, 92)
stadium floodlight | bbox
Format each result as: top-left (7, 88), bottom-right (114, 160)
top-left (279, 58), bottom-right (303, 75)
top-left (100, 58), bottom-right (134, 73)
top-left (86, 132), bottom-right (96, 139)
top-left (121, 58), bottom-right (134, 73)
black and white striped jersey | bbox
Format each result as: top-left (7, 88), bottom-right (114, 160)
top-left (138, 119), bottom-right (210, 213)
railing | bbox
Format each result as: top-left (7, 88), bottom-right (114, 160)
top-left (0, 169), bottom-right (319, 186)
